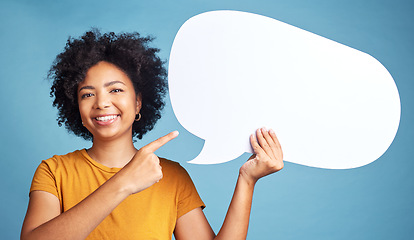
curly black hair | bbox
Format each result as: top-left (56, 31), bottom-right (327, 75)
top-left (49, 29), bottom-right (167, 140)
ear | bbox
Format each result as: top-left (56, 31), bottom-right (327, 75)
top-left (136, 93), bottom-right (142, 114)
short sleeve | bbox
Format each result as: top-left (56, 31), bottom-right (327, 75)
top-left (175, 164), bottom-right (205, 219)
top-left (30, 159), bottom-right (59, 198)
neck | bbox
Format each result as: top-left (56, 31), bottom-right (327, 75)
top-left (87, 135), bottom-right (137, 168)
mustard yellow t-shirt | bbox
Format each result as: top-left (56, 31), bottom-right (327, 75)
top-left (30, 149), bottom-right (205, 240)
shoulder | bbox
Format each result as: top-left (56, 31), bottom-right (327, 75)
top-left (159, 158), bottom-right (182, 170)
top-left (39, 149), bottom-right (86, 171)
top-left (159, 158), bottom-right (193, 182)
top-left (31, 149), bottom-right (85, 197)
top-left (159, 158), bottom-right (189, 174)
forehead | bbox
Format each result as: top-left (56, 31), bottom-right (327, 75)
top-left (79, 61), bottom-right (133, 87)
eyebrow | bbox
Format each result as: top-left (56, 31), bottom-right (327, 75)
top-left (78, 81), bottom-right (126, 92)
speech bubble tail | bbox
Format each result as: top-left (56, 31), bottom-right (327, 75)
top-left (188, 141), bottom-right (241, 164)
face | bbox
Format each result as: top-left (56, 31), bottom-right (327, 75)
top-left (77, 61), bottom-right (141, 141)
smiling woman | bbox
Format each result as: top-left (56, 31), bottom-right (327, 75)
top-left (20, 29), bottom-right (284, 240)
top-left (49, 29), bottom-right (167, 141)
top-left (77, 62), bottom-right (141, 144)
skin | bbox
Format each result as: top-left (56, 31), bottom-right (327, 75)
top-left (21, 61), bottom-right (284, 240)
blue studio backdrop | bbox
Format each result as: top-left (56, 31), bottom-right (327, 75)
top-left (1, 0), bottom-right (413, 239)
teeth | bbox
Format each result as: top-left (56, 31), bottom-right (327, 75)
top-left (96, 115), bottom-right (118, 122)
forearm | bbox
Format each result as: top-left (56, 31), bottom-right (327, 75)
top-left (215, 175), bottom-right (255, 240)
top-left (175, 129), bottom-right (282, 240)
top-left (22, 173), bottom-right (130, 240)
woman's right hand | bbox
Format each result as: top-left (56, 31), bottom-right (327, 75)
top-left (117, 131), bottom-right (179, 195)
top-left (21, 131), bottom-right (179, 240)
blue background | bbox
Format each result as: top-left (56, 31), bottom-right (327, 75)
top-left (1, 0), bottom-right (413, 239)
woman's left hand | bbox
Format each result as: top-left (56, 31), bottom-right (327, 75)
top-left (239, 128), bottom-right (284, 185)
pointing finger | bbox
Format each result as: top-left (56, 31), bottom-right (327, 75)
top-left (143, 131), bottom-right (179, 153)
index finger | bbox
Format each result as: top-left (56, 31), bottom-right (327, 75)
top-left (143, 131), bottom-right (179, 153)
top-left (250, 132), bottom-right (266, 156)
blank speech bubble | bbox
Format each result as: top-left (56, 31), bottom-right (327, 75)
top-left (168, 10), bottom-right (401, 169)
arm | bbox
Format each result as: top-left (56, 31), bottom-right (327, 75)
top-left (21, 131), bottom-right (178, 240)
top-left (21, 174), bottom-right (131, 240)
top-left (175, 128), bottom-right (283, 240)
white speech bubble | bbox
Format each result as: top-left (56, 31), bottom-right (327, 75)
top-left (168, 10), bottom-right (400, 169)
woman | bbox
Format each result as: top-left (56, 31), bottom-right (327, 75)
top-left (21, 29), bottom-right (283, 240)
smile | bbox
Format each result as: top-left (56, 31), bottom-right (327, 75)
top-left (95, 115), bottom-right (119, 122)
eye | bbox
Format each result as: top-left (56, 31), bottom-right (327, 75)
top-left (110, 88), bottom-right (124, 93)
top-left (81, 93), bottom-right (94, 99)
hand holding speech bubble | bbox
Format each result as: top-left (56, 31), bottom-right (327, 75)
top-left (168, 10), bottom-right (401, 169)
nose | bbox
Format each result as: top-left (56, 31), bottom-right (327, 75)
top-left (94, 93), bottom-right (110, 109)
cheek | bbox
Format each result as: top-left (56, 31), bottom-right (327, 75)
top-left (78, 106), bottom-right (87, 120)
top-left (119, 97), bottom-right (138, 115)
top-left (78, 101), bottom-right (90, 119)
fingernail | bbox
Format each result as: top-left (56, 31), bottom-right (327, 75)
top-left (269, 129), bottom-right (275, 134)
top-left (172, 131), bottom-right (179, 136)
